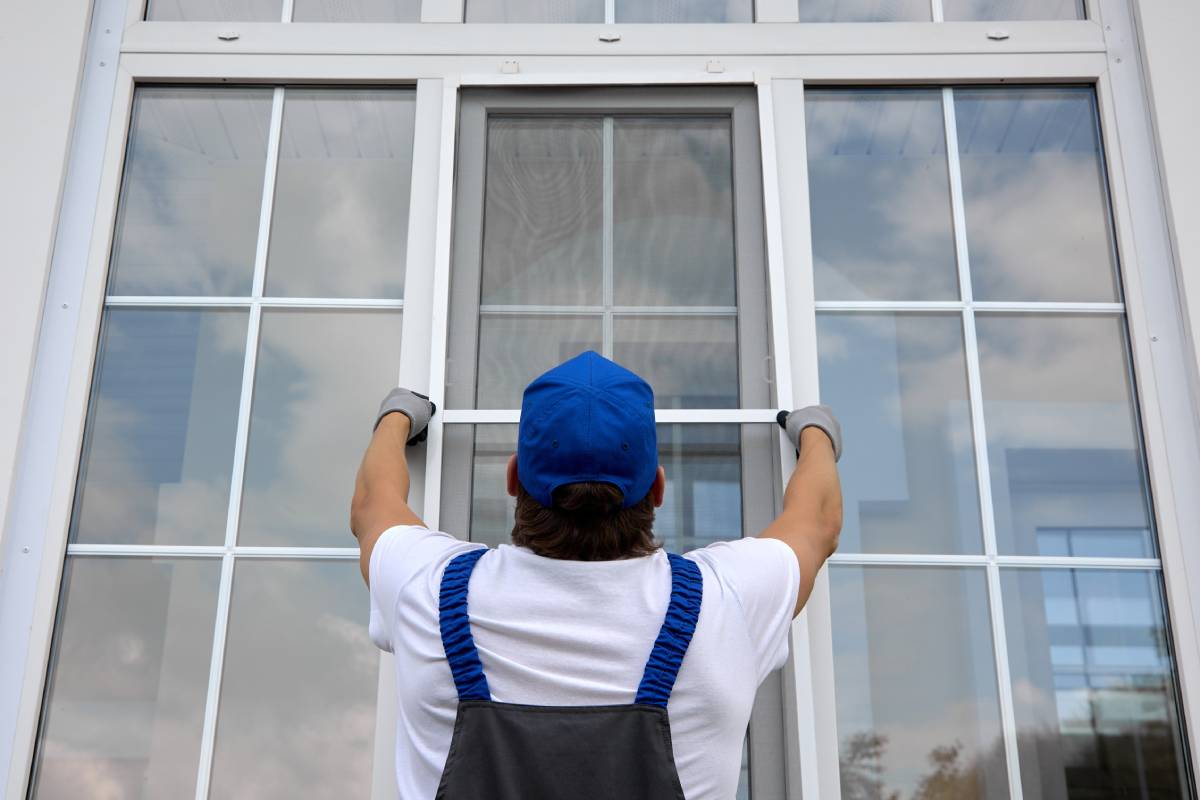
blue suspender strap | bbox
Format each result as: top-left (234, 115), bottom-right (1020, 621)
top-left (635, 552), bottom-right (703, 708)
top-left (438, 548), bottom-right (492, 702)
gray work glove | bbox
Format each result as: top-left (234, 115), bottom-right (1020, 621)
top-left (777, 405), bottom-right (842, 462)
top-left (375, 387), bottom-right (436, 445)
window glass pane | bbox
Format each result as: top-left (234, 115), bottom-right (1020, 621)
top-left (831, 565), bottom-right (1009, 800)
top-left (466, 315), bottom-right (602, 409)
top-left (465, 0), bottom-right (603, 21)
top-left (1002, 569), bottom-right (1190, 797)
top-left (612, 315), bottom-right (739, 409)
top-left (613, 117), bottom-right (736, 307)
top-left (239, 309), bottom-right (402, 546)
top-left (109, 88), bottom-right (273, 296)
top-left (805, 90), bottom-right (958, 301)
top-left (817, 313), bottom-right (982, 554)
top-left (31, 557), bottom-right (219, 798)
top-left (210, 560), bottom-right (376, 799)
top-left (943, 0), bottom-right (1084, 20)
top-left (955, 88), bottom-right (1119, 302)
top-left (146, 0), bottom-right (282, 20)
top-left (976, 314), bottom-right (1154, 558)
top-left (443, 424), bottom-right (777, 551)
top-left (292, 0), bottom-right (421, 20)
top-left (799, 0), bottom-right (930, 22)
top-left (480, 118), bottom-right (603, 306)
top-left (616, 0), bottom-right (751, 21)
top-left (265, 89), bottom-right (415, 298)
top-left (72, 309), bottom-right (247, 546)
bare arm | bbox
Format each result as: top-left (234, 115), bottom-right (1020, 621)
top-left (350, 412), bottom-right (425, 586)
top-left (759, 426), bottom-right (843, 617)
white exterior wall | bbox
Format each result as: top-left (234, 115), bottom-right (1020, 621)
top-left (0, 1), bottom-right (94, 561)
top-left (1134, 0), bottom-right (1200, 395)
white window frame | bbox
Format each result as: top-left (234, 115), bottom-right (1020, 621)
top-left (3, 0), bottom-right (1199, 797)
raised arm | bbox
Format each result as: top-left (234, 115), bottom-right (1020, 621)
top-left (759, 406), bottom-right (844, 617)
top-left (349, 388), bottom-right (435, 585)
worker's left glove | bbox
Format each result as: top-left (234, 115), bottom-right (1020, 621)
top-left (777, 405), bottom-right (842, 462)
top-left (375, 387), bottom-right (436, 445)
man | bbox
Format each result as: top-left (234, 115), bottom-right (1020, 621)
top-left (351, 350), bottom-right (842, 799)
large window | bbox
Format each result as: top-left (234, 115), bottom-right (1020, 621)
top-left (808, 86), bottom-right (1190, 798)
top-left (29, 86), bottom-right (416, 798)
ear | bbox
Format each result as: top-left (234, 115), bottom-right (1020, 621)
top-left (506, 454), bottom-right (519, 498)
top-left (651, 465), bottom-right (666, 508)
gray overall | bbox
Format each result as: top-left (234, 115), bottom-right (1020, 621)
top-left (434, 547), bottom-right (704, 800)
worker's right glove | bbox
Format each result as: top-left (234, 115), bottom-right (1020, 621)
top-left (375, 387), bottom-right (436, 445)
top-left (777, 405), bottom-right (842, 462)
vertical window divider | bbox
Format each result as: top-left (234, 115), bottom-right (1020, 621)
top-left (281, 0), bottom-right (295, 22)
top-left (942, 85), bottom-right (1025, 800)
top-left (602, 116), bottom-right (615, 357)
top-left (604, 0), bottom-right (616, 24)
top-left (930, 0), bottom-right (944, 22)
top-left (193, 85), bottom-right (286, 800)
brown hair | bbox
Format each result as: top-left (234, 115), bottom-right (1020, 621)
top-left (512, 481), bottom-right (659, 561)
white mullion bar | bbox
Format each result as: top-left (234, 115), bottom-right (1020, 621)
top-left (931, 0), bottom-right (944, 22)
top-left (944, 86), bottom-right (1025, 800)
top-left (233, 547), bottom-right (360, 559)
top-left (194, 85), bottom-right (284, 800)
top-left (602, 116), bottom-right (615, 358)
top-left (105, 296), bottom-right (404, 309)
top-left (479, 304), bottom-right (739, 315)
top-left (829, 552), bottom-right (1162, 569)
top-left (66, 544), bottom-right (226, 557)
top-left (814, 300), bottom-right (1124, 313)
top-left (439, 408), bottom-right (783, 424)
top-left (604, 0), bottom-right (615, 24)
top-left (281, 0), bottom-right (295, 22)
top-left (420, 77), bottom-right (462, 532)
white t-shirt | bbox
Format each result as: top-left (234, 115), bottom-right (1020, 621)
top-left (368, 526), bottom-right (800, 800)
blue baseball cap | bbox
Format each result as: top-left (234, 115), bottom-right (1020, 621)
top-left (517, 351), bottom-right (658, 509)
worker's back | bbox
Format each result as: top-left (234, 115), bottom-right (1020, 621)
top-left (369, 525), bottom-right (799, 800)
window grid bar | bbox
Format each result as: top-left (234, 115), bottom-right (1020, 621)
top-left (440, 408), bottom-right (781, 424)
top-left (829, 552), bottom-right (1163, 570)
top-left (602, 116), bottom-right (615, 357)
top-left (281, 0), bottom-right (295, 22)
top-left (65, 544), bottom-right (360, 558)
top-left (814, 300), bottom-right (1124, 313)
top-left (931, 0), bottom-right (945, 22)
top-left (105, 296), bottom-right (404, 309)
top-left (479, 304), bottom-right (738, 315)
top-left (943, 85), bottom-right (1026, 800)
top-left (193, 85), bottom-right (285, 800)
top-left (604, 0), bottom-right (615, 24)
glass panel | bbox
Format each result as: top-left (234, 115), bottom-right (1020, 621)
top-left (239, 309), bottom-right (402, 546)
top-left (210, 560), bottom-right (377, 799)
top-left (805, 90), bottom-right (958, 301)
top-left (831, 565), bottom-right (1009, 800)
top-left (943, 0), bottom-right (1084, 21)
top-left (616, 0), bottom-right (752, 21)
top-left (613, 117), bottom-right (736, 307)
top-left (465, 0), bottom-right (604, 22)
top-left (468, 315), bottom-right (602, 409)
top-left (799, 0), bottom-right (930, 22)
top-left (292, 0), bottom-right (421, 20)
top-left (146, 0), bottom-right (282, 21)
top-left (480, 118), bottom-right (603, 305)
top-left (265, 89), bottom-right (416, 298)
top-left (1002, 569), bottom-right (1190, 798)
top-left (109, 88), bottom-right (273, 296)
top-left (612, 315), bottom-right (739, 409)
top-left (72, 309), bottom-right (247, 546)
top-left (31, 558), bottom-right (219, 798)
top-left (817, 313), bottom-right (982, 554)
top-left (955, 88), bottom-right (1119, 302)
top-left (976, 314), bottom-right (1154, 558)
top-left (445, 424), bottom-right (770, 552)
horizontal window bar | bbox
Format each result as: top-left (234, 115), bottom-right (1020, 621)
top-left (440, 408), bottom-right (781, 424)
top-left (65, 544), bottom-right (360, 558)
top-left (479, 304), bottom-right (739, 316)
top-left (829, 552), bottom-right (1162, 569)
top-left (105, 296), bottom-right (404, 309)
top-left (814, 300), bottom-right (1124, 313)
